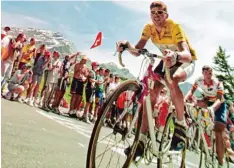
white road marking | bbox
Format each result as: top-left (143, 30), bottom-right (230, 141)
top-left (6, 122), bottom-right (13, 126)
top-left (42, 128), bottom-right (48, 132)
top-left (78, 143), bottom-right (85, 148)
top-left (35, 109), bottom-right (202, 168)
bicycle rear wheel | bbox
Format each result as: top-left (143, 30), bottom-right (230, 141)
top-left (157, 113), bottom-right (186, 168)
top-left (86, 80), bottom-right (142, 168)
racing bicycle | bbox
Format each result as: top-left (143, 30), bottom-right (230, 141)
top-left (86, 47), bottom-right (187, 168)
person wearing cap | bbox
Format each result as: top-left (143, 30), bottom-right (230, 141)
top-left (41, 51), bottom-right (61, 111)
top-left (116, 1), bottom-right (197, 158)
top-left (1, 33), bottom-right (26, 92)
top-left (81, 61), bottom-right (99, 123)
top-left (26, 50), bottom-right (52, 107)
top-left (22, 44), bottom-right (47, 103)
top-left (3, 64), bottom-right (32, 103)
top-left (69, 55), bottom-right (89, 118)
top-left (185, 65), bottom-right (233, 166)
top-left (51, 52), bottom-right (80, 114)
top-left (18, 38), bottom-right (36, 70)
top-left (92, 67), bottom-right (106, 122)
top-left (1, 26), bottom-right (10, 40)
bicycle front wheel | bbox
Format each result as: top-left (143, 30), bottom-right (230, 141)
top-left (86, 80), bottom-right (142, 168)
top-left (157, 113), bottom-right (186, 168)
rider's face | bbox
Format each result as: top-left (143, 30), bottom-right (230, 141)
top-left (150, 7), bottom-right (168, 26)
top-left (203, 69), bottom-right (213, 80)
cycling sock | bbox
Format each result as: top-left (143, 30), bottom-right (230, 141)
top-left (175, 118), bottom-right (186, 127)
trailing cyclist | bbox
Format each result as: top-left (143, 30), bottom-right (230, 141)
top-left (185, 65), bottom-right (234, 168)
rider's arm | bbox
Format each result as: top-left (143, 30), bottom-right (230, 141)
top-left (126, 24), bottom-right (150, 56)
top-left (184, 82), bottom-right (198, 101)
top-left (174, 24), bottom-right (193, 63)
top-left (127, 39), bottom-right (147, 57)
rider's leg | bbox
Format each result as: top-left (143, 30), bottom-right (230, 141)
top-left (213, 102), bottom-right (228, 166)
top-left (166, 67), bottom-right (187, 123)
top-left (165, 67), bottom-right (189, 150)
top-left (214, 122), bottom-right (226, 166)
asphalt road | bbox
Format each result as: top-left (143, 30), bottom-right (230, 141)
top-left (1, 99), bottom-right (233, 168)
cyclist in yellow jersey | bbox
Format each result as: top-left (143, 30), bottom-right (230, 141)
top-left (117, 1), bottom-right (197, 157)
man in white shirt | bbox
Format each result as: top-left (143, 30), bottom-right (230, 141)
top-left (42, 51), bottom-right (61, 110)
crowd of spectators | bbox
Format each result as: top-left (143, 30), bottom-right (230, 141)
top-left (1, 26), bottom-right (123, 124)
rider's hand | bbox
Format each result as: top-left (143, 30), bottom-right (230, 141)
top-left (116, 40), bottom-right (129, 52)
top-left (163, 49), bottom-right (178, 67)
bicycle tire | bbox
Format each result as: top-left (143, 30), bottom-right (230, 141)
top-left (86, 80), bottom-right (142, 168)
top-left (157, 113), bottom-right (186, 168)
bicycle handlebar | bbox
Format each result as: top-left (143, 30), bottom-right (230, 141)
top-left (117, 45), bottom-right (172, 83)
top-left (185, 102), bottom-right (214, 125)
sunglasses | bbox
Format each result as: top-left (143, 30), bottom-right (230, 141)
top-left (151, 10), bottom-right (166, 15)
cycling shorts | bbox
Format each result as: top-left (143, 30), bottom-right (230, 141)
top-left (154, 60), bottom-right (195, 80)
top-left (208, 101), bottom-right (227, 124)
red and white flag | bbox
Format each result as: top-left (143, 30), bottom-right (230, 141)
top-left (90, 32), bottom-right (102, 49)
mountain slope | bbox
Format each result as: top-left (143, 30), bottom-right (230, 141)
top-left (3, 27), bottom-right (76, 56)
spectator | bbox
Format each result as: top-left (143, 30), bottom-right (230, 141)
top-left (3, 64), bottom-right (32, 103)
top-left (81, 61), bottom-right (99, 123)
top-left (1, 33), bottom-right (26, 92)
top-left (24, 44), bottom-right (46, 102)
top-left (18, 38), bottom-right (36, 70)
top-left (26, 51), bottom-right (52, 107)
top-left (69, 56), bottom-right (89, 118)
top-left (106, 74), bottom-right (118, 98)
top-left (114, 74), bottom-right (121, 86)
top-left (154, 87), bottom-right (169, 128)
top-left (51, 52), bottom-right (79, 114)
top-left (42, 51), bottom-right (61, 111)
top-left (34, 44), bottom-right (46, 65)
top-left (1, 26), bottom-right (10, 40)
top-left (93, 67), bottom-right (105, 122)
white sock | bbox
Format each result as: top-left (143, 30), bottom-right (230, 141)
top-left (175, 119), bottom-right (186, 127)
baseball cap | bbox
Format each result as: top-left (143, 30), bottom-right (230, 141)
top-left (91, 62), bottom-right (99, 67)
top-left (81, 55), bottom-right (88, 60)
top-left (44, 50), bottom-right (51, 57)
top-left (53, 50), bottom-right (60, 56)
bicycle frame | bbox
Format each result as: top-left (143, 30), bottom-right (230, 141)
top-left (115, 56), bottom-right (174, 157)
top-left (186, 103), bottom-right (216, 165)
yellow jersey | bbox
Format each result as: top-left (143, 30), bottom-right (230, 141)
top-left (20, 44), bottom-right (36, 64)
top-left (141, 19), bottom-right (197, 60)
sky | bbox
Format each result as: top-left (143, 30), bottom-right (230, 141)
top-left (1, 0), bottom-right (234, 83)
